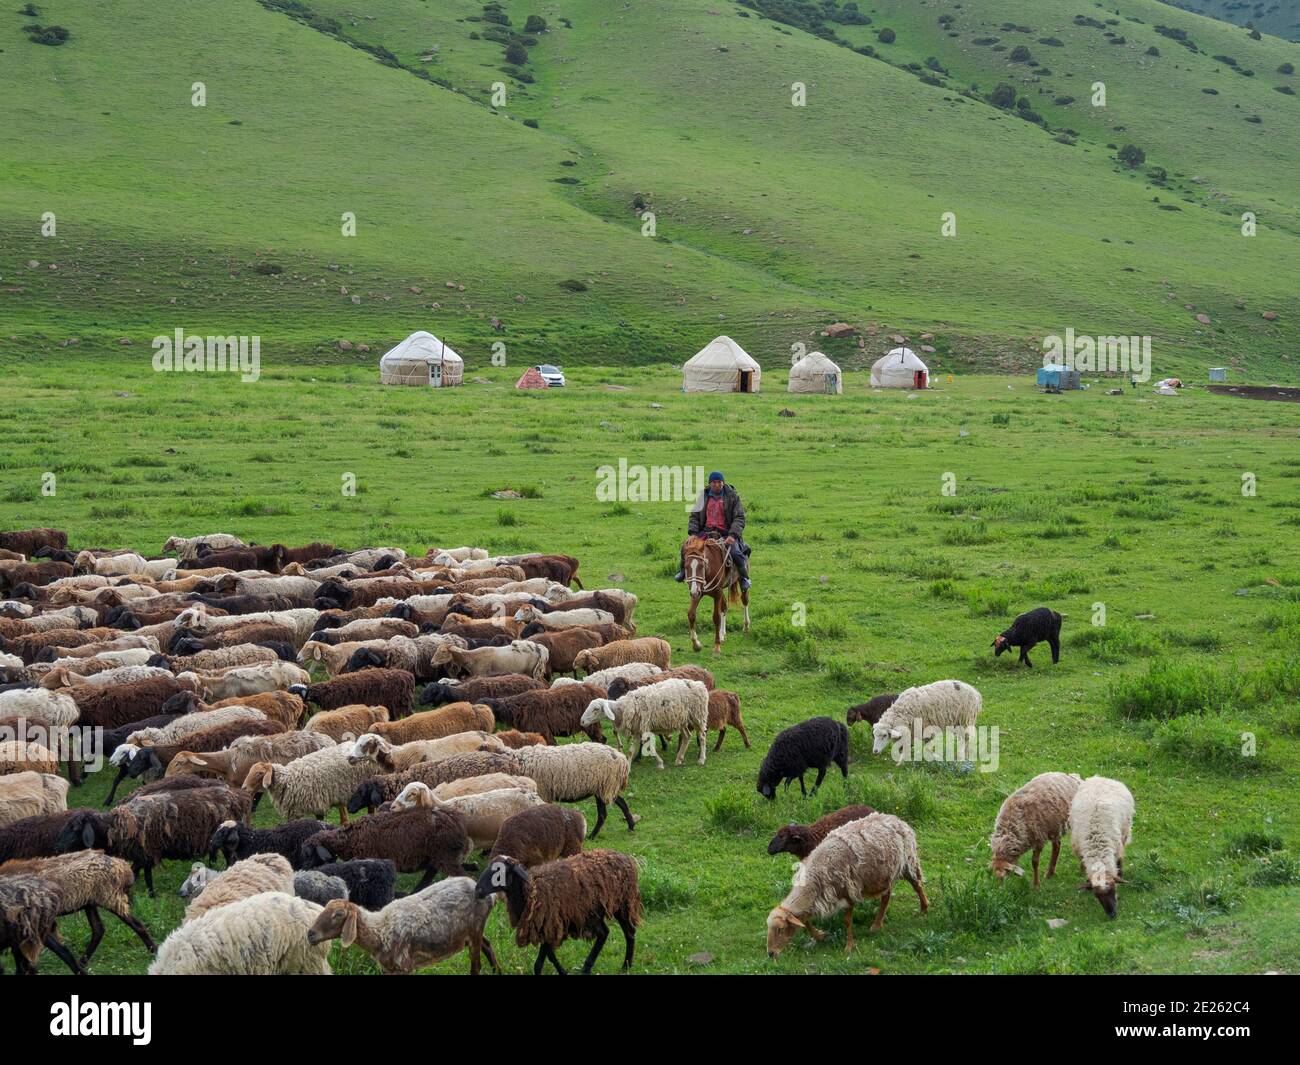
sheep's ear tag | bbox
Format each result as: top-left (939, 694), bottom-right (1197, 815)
top-left (81, 823), bottom-right (95, 848)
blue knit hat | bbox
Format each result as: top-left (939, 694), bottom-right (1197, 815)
top-left (708, 471), bottom-right (724, 482)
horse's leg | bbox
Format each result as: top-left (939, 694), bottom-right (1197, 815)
top-left (742, 586), bottom-right (750, 633)
top-left (713, 594), bottom-right (724, 653)
top-left (688, 592), bottom-right (701, 653)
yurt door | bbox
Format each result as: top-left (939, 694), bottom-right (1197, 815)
top-left (825, 373), bottom-right (838, 394)
top-left (739, 371), bottom-right (753, 393)
top-left (914, 370), bottom-right (927, 389)
top-left (431, 362), bottom-right (441, 387)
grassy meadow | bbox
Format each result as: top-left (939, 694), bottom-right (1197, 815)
top-left (5, 359), bottom-right (1299, 974)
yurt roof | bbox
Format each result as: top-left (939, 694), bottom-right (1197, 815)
top-left (791, 350), bottom-right (841, 375)
top-left (684, 335), bottom-right (760, 371)
top-left (880, 346), bottom-right (927, 370)
top-left (379, 331), bottom-right (463, 367)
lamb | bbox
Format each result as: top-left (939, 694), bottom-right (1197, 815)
top-left (346, 729), bottom-right (503, 774)
top-left (553, 661), bottom-right (662, 691)
top-left (993, 606), bottom-right (1062, 668)
top-left (206, 817), bottom-right (331, 871)
top-left (178, 861), bottom-right (221, 899)
top-left (419, 673), bottom-right (543, 707)
top-left (870, 679), bottom-right (983, 760)
top-left (0, 849), bottom-right (156, 963)
top-left (488, 803), bottom-right (585, 869)
top-left (0, 687), bottom-right (79, 727)
top-left (167, 730), bottom-right (335, 787)
top-left (766, 813), bottom-right (928, 957)
top-left (298, 637), bottom-right (389, 676)
top-left (366, 702), bottom-right (495, 746)
top-left (583, 678), bottom-right (709, 769)
top-left (290, 668), bottom-right (414, 719)
top-left (301, 703), bottom-right (390, 742)
top-left (432, 773), bottom-right (538, 800)
top-left (432, 640), bottom-right (549, 682)
top-left (184, 853), bottom-right (295, 923)
top-left (757, 717), bottom-right (849, 799)
top-left (346, 751), bottom-right (526, 814)
top-left (149, 891), bottom-right (331, 975)
top-left (391, 783), bottom-right (546, 851)
top-left (488, 683), bottom-right (607, 746)
top-left (0, 527), bottom-right (68, 557)
top-left (178, 661), bottom-right (310, 702)
top-left (292, 869), bottom-right (349, 906)
top-left (299, 805), bottom-right (472, 891)
top-left (604, 664), bottom-right (714, 701)
top-left (767, 805), bottom-right (877, 860)
top-left (573, 637), bottom-right (671, 676)
top-left (705, 689), bottom-right (750, 752)
top-left (308, 877), bottom-right (497, 975)
top-left (307, 859), bottom-right (396, 910)
top-left (989, 772), bottom-right (1084, 886)
top-left (511, 743), bottom-right (636, 838)
top-left (1069, 776), bottom-right (1135, 918)
top-left (846, 693), bottom-right (899, 727)
top-left (241, 745), bottom-right (382, 825)
top-left (162, 533), bottom-right (246, 562)
top-left (56, 783), bottom-right (252, 895)
top-left (475, 848), bottom-right (640, 975)
top-left (0, 873), bottom-right (84, 974)
top-left (0, 771), bottom-right (70, 826)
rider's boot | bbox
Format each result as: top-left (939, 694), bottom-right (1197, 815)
top-left (735, 552), bottom-right (751, 591)
top-left (673, 547), bottom-right (685, 582)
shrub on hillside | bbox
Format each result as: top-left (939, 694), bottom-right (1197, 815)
top-left (558, 278), bottom-right (587, 292)
top-left (877, 28), bottom-right (895, 44)
top-left (987, 82), bottom-right (1017, 108)
top-left (1152, 715), bottom-right (1266, 771)
top-left (23, 22), bottom-right (69, 45)
top-left (1107, 659), bottom-right (1240, 720)
top-left (1280, 63), bottom-right (1295, 75)
top-left (504, 42), bottom-right (528, 65)
top-left (1117, 144), bottom-right (1146, 168)
top-left (1009, 45), bottom-right (1032, 62)
top-left (524, 15), bottom-right (547, 33)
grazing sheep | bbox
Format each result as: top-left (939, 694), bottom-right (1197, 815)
top-left (0, 771), bottom-right (70, 826)
top-left (241, 745), bottom-right (380, 825)
top-left (582, 678), bottom-right (709, 769)
top-left (121, 704), bottom-right (268, 748)
top-left (1069, 776), bottom-right (1135, 919)
top-left (162, 534), bottom-right (246, 562)
top-left (67, 675), bottom-right (194, 731)
top-left (766, 813), bottom-right (928, 957)
top-left (757, 718), bottom-right (849, 799)
top-left (167, 730), bottom-right (335, 787)
top-left (346, 751), bottom-right (526, 814)
top-left (291, 669), bottom-right (414, 719)
top-left (178, 661), bottom-right (310, 702)
top-left (0, 873), bottom-right (84, 974)
top-left (300, 806), bottom-right (471, 891)
top-left (0, 849), bottom-right (156, 963)
top-left (302, 703), bottom-right (390, 742)
top-left (391, 783), bottom-right (546, 851)
top-left (705, 689), bottom-right (749, 751)
top-left (432, 641), bottom-right (549, 682)
top-left (0, 561), bottom-right (74, 595)
top-left (553, 661), bottom-right (662, 691)
top-left (68, 712), bottom-right (180, 786)
top-left (308, 859), bottom-right (395, 910)
top-left (989, 772), bottom-right (1084, 886)
top-left (513, 605), bottom-right (616, 631)
top-left (0, 687), bottom-right (80, 728)
top-left (0, 810), bottom-right (82, 863)
top-left (56, 783), bottom-right (252, 895)
top-left (767, 805), bottom-right (877, 860)
top-left (346, 729), bottom-right (502, 774)
top-left (179, 861), bottom-right (219, 899)
top-left (846, 693), bottom-right (898, 728)
top-left (475, 849), bottom-right (640, 975)
top-left (511, 743), bottom-right (635, 839)
top-left (494, 729), bottom-right (546, 749)
top-left (604, 664), bottom-right (714, 702)
top-left (184, 853), bottom-right (295, 923)
top-left (520, 628), bottom-right (603, 677)
top-left (419, 673), bottom-right (543, 707)
top-left (308, 877), bottom-right (498, 974)
top-left (432, 773), bottom-right (537, 800)
top-left (366, 702), bottom-right (494, 746)
top-left (149, 891), bottom-right (330, 975)
top-left (292, 869), bottom-right (349, 906)
top-left (573, 637), bottom-right (671, 676)
top-left (112, 718), bottom-right (285, 799)
top-left (870, 680), bottom-right (983, 760)
top-left (208, 817), bottom-right (331, 870)
top-left (0, 528), bottom-right (68, 557)
top-left (488, 683), bottom-right (607, 746)
top-left (298, 638), bottom-right (391, 676)
top-left (511, 553), bottom-right (582, 589)
top-left (993, 607), bottom-right (1062, 667)
top-left (489, 803), bottom-right (586, 869)
top-left (151, 644), bottom-right (281, 674)
top-left (310, 617), bottom-right (418, 644)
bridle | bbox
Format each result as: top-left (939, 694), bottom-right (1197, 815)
top-left (685, 539), bottom-right (728, 596)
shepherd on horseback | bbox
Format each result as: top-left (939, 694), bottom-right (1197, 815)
top-left (674, 472), bottom-right (750, 590)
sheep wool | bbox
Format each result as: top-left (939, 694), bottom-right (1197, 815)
top-left (871, 679), bottom-right (983, 759)
top-left (989, 772), bottom-right (1083, 885)
top-left (293, 869), bottom-right (349, 906)
top-left (184, 853), bottom-right (295, 923)
top-left (1069, 776), bottom-right (1135, 918)
top-left (0, 771), bottom-right (70, 827)
top-left (244, 744), bottom-right (380, 823)
top-left (583, 678), bottom-right (709, 769)
top-left (0, 688), bottom-right (79, 728)
top-left (510, 742), bottom-right (635, 839)
top-left (150, 891), bottom-right (331, 975)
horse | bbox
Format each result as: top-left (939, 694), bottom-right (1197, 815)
top-left (682, 535), bottom-right (750, 653)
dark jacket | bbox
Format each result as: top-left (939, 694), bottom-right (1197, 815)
top-left (688, 484), bottom-right (746, 540)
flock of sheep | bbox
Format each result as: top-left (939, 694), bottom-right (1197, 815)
top-left (0, 526), bottom-right (1134, 975)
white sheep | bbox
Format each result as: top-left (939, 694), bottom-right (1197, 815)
top-left (431, 773), bottom-right (537, 800)
top-left (581, 678), bottom-right (709, 769)
top-left (766, 813), bottom-right (928, 957)
top-left (509, 742), bottom-right (636, 839)
top-left (551, 661), bottom-right (662, 690)
top-left (163, 533), bottom-right (247, 562)
top-left (989, 772), bottom-right (1083, 885)
top-left (241, 744), bottom-right (379, 824)
top-left (120, 704), bottom-right (268, 749)
top-left (173, 606), bottom-right (320, 644)
top-left (0, 688), bottom-right (80, 728)
top-left (512, 605), bottom-right (616, 630)
top-left (871, 679), bottom-right (983, 760)
top-left (390, 783), bottom-right (545, 851)
top-left (177, 661), bottom-right (310, 701)
top-left (306, 876), bottom-right (495, 974)
top-left (183, 853), bottom-right (295, 923)
top-left (0, 771), bottom-right (70, 827)
top-left (149, 891), bottom-right (330, 974)
top-left (1069, 776), bottom-right (1135, 918)
top-left (432, 641), bottom-right (549, 681)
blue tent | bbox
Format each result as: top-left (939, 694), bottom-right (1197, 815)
top-left (1037, 364), bottom-right (1080, 389)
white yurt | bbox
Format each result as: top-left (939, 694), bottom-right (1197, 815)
top-left (788, 350), bottom-right (843, 394)
top-left (682, 336), bottom-right (761, 393)
top-left (870, 346), bottom-right (928, 389)
top-left (379, 331), bottom-right (464, 387)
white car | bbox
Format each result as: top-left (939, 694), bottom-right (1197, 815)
top-left (534, 364), bottom-right (566, 387)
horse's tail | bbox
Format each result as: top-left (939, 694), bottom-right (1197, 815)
top-left (728, 580), bottom-right (741, 604)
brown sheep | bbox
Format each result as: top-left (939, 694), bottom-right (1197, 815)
top-left (706, 690), bottom-right (750, 751)
top-left (488, 803), bottom-right (586, 868)
top-left (300, 805), bottom-right (471, 891)
top-left (440, 618), bottom-right (525, 642)
top-left (484, 683), bottom-right (607, 746)
top-left (292, 669), bottom-right (414, 719)
top-left (514, 554), bottom-right (583, 589)
top-left (524, 628), bottom-right (604, 678)
top-left (573, 637), bottom-right (671, 676)
top-left (0, 739), bottom-right (59, 777)
top-left (0, 528), bottom-right (67, 557)
top-left (846, 693), bottom-right (899, 727)
top-left (766, 804), bottom-right (878, 860)
top-left (281, 542), bottom-right (336, 566)
top-left (0, 873), bottom-right (83, 974)
top-left (167, 730), bottom-right (334, 786)
top-left (5, 626), bottom-right (115, 664)
top-left (495, 729), bottom-right (547, 749)
top-left (68, 675), bottom-right (194, 730)
top-left (605, 664), bottom-right (715, 701)
top-left (368, 703), bottom-right (494, 746)
top-left (346, 751), bottom-right (524, 815)
top-left (165, 689), bottom-right (306, 730)
top-left (302, 703), bottom-right (390, 743)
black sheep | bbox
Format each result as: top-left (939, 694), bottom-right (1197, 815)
top-left (993, 607), bottom-right (1062, 667)
top-left (208, 818), bottom-right (330, 870)
top-left (310, 858), bottom-right (397, 910)
top-left (756, 717), bottom-right (849, 800)
top-left (846, 693), bottom-right (898, 727)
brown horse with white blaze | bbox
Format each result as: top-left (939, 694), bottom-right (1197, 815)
top-left (683, 535), bottom-right (750, 653)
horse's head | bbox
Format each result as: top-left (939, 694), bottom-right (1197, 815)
top-left (682, 536), bottom-right (725, 597)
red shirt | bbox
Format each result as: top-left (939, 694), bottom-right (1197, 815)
top-left (705, 493), bottom-right (727, 533)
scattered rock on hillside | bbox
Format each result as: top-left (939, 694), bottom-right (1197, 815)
top-left (686, 952), bottom-right (714, 966)
top-left (26, 260), bottom-right (38, 268)
top-left (118, 337), bottom-right (132, 345)
top-left (409, 286), bottom-right (422, 294)
top-left (357, 343), bottom-right (370, 353)
top-left (1195, 313), bottom-right (1211, 325)
top-left (607, 572), bottom-right (626, 583)
top-left (890, 334), bottom-right (906, 344)
top-left (921, 345), bottom-right (936, 353)
top-left (822, 322), bottom-right (856, 338)
top-left (1262, 310), bottom-right (1278, 320)
top-left (1046, 918), bottom-right (1069, 930)
top-left (649, 402), bottom-right (662, 409)
top-left (338, 340), bottom-right (353, 351)
top-left (920, 332), bottom-right (934, 340)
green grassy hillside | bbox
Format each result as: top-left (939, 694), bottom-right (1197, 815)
top-left (1, 0), bottom-right (1295, 375)
top-left (1159, 0), bottom-right (1300, 42)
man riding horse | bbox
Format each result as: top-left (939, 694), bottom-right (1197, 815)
top-left (674, 472), bottom-right (750, 590)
